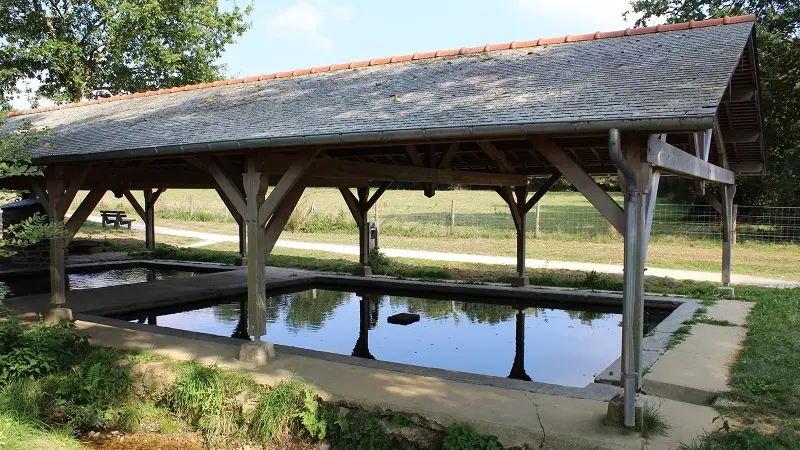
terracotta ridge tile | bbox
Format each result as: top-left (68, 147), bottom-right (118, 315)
top-left (5, 14), bottom-right (756, 118)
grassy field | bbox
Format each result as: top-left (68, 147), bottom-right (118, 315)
top-left (69, 188), bottom-right (800, 281)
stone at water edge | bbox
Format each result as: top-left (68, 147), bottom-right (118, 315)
top-left (387, 312), bottom-right (421, 325)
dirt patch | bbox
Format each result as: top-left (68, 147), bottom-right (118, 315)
top-left (82, 432), bottom-right (204, 450)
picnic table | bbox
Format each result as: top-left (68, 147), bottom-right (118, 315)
top-left (100, 210), bottom-right (136, 229)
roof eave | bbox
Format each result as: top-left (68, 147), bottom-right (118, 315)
top-left (32, 116), bottom-right (716, 164)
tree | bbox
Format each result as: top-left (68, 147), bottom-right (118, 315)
top-left (0, 1), bottom-right (252, 104)
top-left (626, 1), bottom-right (800, 206)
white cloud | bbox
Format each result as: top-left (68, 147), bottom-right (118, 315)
top-left (265, 1), bottom-right (353, 51)
top-left (513, 0), bottom-right (633, 32)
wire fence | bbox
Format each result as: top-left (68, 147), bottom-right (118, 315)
top-left (295, 200), bottom-right (800, 244)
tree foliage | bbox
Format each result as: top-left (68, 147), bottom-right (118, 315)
top-left (626, 1), bottom-right (800, 206)
top-left (0, 0), bottom-right (252, 104)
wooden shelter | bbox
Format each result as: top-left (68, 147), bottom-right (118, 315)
top-left (0, 15), bottom-right (764, 428)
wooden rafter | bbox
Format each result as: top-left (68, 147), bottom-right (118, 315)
top-left (404, 145), bottom-right (424, 167)
top-left (438, 142), bottom-right (460, 169)
top-left (532, 137), bottom-right (624, 234)
top-left (478, 141), bottom-right (515, 173)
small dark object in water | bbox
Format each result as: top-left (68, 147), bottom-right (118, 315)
top-left (387, 312), bottom-right (420, 325)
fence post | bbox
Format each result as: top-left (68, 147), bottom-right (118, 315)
top-left (535, 202), bottom-right (541, 238)
top-left (374, 201), bottom-right (379, 230)
top-left (450, 199), bottom-right (456, 234)
top-left (188, 194), bottom-right (195, 219)
top-left (732, 204), bottom-right (738, 245)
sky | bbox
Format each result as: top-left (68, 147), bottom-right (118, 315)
top-left (9, 0), bottom-right (637, 110)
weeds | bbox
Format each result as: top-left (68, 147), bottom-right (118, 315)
top-left (679, 427), bottom-right (800, 449)
top-left (249, 377), bottom-right (326, 444)
top-left (640, 403), bottom-right (671, 439)
top-left (442, 422), bottom-right (502, 450)
top-left (169, 361), bottom-right (223, 428)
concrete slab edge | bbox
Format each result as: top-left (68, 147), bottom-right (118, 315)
top-left (595, 300), bottom-right (703, 385)
top-left (75, 312), bottom-right (622, 402)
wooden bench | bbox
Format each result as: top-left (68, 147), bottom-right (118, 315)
top-left (100, 210), bottom-right (135, 229)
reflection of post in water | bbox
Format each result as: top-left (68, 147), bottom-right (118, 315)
top-left (232, 297), bottom-right (250, 340)
top-left (351, 294), bottom-right (375, 359)
top-left (508, 307), bottom-right (532, 381)
top-left (369, 295), bottom-right (380, 328)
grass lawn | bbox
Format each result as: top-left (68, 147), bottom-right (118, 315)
top-left (679, 286), bottom-right (800, 449)
top-left (75, 217), bottom-right (800, 281)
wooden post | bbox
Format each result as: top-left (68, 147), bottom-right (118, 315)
top-left (238, 221), bottom-right (247, 263)
top-left (357, 187), bottom-right (370, 268)
top-left (46, 178), bottom-right (67, 306)
top-left (450, 199), bottom-right (456, 234)
top-left (143, 189), bottom-right (156, 251)
top-left (732, 204), bottom-right (739, 245)
top-left (243, 159), bottom-right (267, 340)
top-left (535, 203), bottom-right (541, 237)
top-left (374, 201), bottom-right (379, 230)
top-left (514, 185), bottom-right (528, 286)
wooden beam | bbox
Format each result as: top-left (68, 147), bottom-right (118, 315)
top-left (704, 193), bottom-right (723, 215)
top-left (151, 188), bottom-right (166, 204)
top-left (404, 145), bottom-right (424, 167)
top-left (216, 187), bottom-right (243, 225)
top-left (713, 119), bottom-right (729, 169)
top-left (532, 138), bottom-right (624, 234)
top-left (201, 157), bottom-right (246, 218)
top-left (647, 135), bottom-right (735, 184)
top-left (57, 165), bottom-right (91, 218)
top-left (523, 173), bottom-right (560, 214)
top-left (66, 188), bottom-right (106, 240)
top-left (122, 191), bottom-right (146, 221)
top-left (339, 188), bottom-right (364, 228)
top-left (494, 186), bottom-right (522, 232)
top-left (30, 180), bottom-right (52, 217)
top-left (438, 142), bottom-right (460, 169)
top-left (263, 184), bottom-right (305, 258)
top-left (722, 130), bottom-right (760, 144)
top-left (478, 141), bottom-right (515, 173)
top-left (316, 158), bottom-right (528, 186)
top-left (257, 155), bottom-right (317, 227)
top-left (721, 86), bottom-right (755, 103)
top-left (365, 182), bottom-right (392, 211)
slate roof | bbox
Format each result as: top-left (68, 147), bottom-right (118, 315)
top-left (2, 16), bottom-right (759, 165)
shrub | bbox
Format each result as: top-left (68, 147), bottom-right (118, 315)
top-left (0, 321), bottom-right (89, 385)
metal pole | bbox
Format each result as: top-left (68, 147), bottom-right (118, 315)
top-left (609, 128), bottom-right (639, 429)
top-left (535, 202), bottom-right (541, 237)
